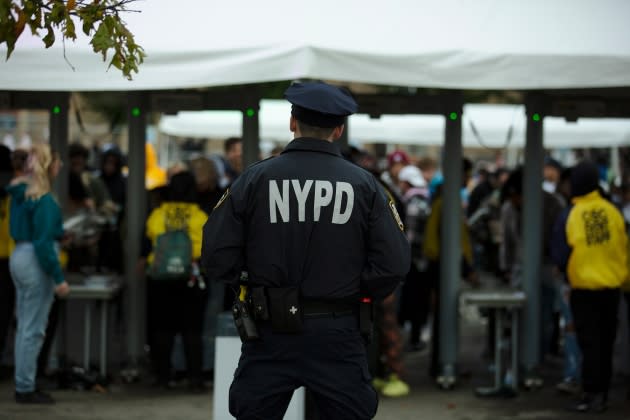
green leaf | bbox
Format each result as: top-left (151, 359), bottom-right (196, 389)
top-left (81, 14), bottom-right (94, 35)
top-left (50, 1), bottom-right (65, 23)
top-left (28, 18), bottom-right (41, 35)
top-left (64, 16), bottom-right (76, 39)
top-left (5, 45), bottom-right (14, 60)
top-left (90, 21), bottom-right (111, 60)
top-left (4, 30), bottom-right (16, 59)
top-left (1, 0), bottom-right (145, 79)
top-left (42, 25), bottom-right (55, 48)
top-left (110, 52), bottom-right (122, 70)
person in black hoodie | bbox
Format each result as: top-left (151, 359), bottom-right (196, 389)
top-left (0, 145), bottom-right (15, 373)
top-left (100, 147), bottom-right (126, 209)
top-left (98, 146), bottom-right (126, 273)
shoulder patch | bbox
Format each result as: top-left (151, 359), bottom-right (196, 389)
top-left (389, 200), bottom-right (404, 232)
top-left (213, 188), bottom-right (231, 210)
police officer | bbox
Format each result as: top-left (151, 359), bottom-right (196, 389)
top-left (201, 81), bottom-right (410, 420)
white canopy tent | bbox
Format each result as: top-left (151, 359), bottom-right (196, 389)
top-left (2, 0), bottom-right (628, 384)
top-left (1, 0), bottom-right (630, 91)
top-left (159, 101), bottom-right (630, 148)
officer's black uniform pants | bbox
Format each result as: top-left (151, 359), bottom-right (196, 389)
top-left (230, 315), bottom-right (378, 420)
top-left (570, 288), bottom-right (620, 396)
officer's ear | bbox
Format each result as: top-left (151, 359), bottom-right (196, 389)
top-left (330, 124), bottom-right (345, 141)
top-left (290, 116), bottom-right (298, 134)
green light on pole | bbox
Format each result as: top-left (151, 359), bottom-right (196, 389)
top-left (246, 108), bottom-right (255, 117)
top-left (449, 112), bottom-right (458, 121)
top-left (131, 107), bottom-right (141, 117)
top-left (532, 113), bottom-right (541, 122)
top-left (52, 106), bottom-right (61, 114)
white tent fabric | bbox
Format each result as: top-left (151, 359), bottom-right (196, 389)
top-left (2, 0), bottom-right (630, 91)
top-left (159, 101), bottom-right (630, 148)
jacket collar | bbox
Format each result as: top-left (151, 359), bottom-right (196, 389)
top-left (572, 189), bottom-right (601, 204)
top-left (282, 137), bottom-right (342, 157)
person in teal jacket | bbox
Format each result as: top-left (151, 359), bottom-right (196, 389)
top-left (7, 144), bottom-right (69, 405)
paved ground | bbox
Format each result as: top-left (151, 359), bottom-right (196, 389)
top-left (1, 309), bottom-right (628, 420)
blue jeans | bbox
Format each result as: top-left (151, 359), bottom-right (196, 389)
top-left (9, 243), bottom-right (55, 393)
top-left (558, 283), bottom-right (581, 381)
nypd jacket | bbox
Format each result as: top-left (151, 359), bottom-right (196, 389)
top-left (201, 137), bottom-right (410, 301)
top-left (551, 190), bottom-right (629, 290)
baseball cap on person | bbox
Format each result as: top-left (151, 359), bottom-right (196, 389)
top-left (387, 150), bottom-right (410, 167)
top-left (398, 165), bottom-right (426, 188)
top-left (284, 81), bottom-right (358, 128)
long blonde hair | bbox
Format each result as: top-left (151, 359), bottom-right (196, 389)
top-left (25, 144), bottom-right (54, 200)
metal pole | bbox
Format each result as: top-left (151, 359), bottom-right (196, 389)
top-left (512, 309), bottom-right (519, 391)
top-left (521, 95), bottom-right (545, 374)
top-left (100, 301), bottom-right (107, 377)
top-left (84, 303), bottom-right (91, 370)
top-left (439, 101), bottom-right (463, 381)
top-left (495, 310), bottom-right (502, 388)
top-left (242, 102), bottom-right (260, 166)
top-left (125, 92), bottom-right (147, 366)
top-left (49, 92), bottom-right (69, 209)
top-left (611, 147), bottom-right (620, 181)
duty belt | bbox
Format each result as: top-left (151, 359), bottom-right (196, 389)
top-left (301, 301), bottom-right (357, 318)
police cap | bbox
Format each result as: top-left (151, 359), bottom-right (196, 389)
top-left (284, 81), bottom-right (358, 128)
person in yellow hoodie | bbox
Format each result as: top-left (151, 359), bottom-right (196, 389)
top-left (140, 171), bottom-right (208, 391)
top-left (145, 143), bottom-right (167, 191)
top-left (622, 210), bottom-right (630, 401)
top-left (551, 161), bottom-right (629, 413)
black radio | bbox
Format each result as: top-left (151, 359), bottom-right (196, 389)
top-left (232, 285), bottom-right (260, 342)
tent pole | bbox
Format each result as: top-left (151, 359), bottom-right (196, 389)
top-left (242, 101), bottom-right (260, 166)
top-left (49, 92), bottom-right (69, 209)
top-left (126, 92), bottom-right (147, 367)
top-left (521, 94), bottom-right (545, 378)
top-left (439, 97), bottom-right (463, 385)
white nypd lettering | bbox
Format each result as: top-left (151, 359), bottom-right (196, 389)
top-left (332, 182), bottom-right (354, 224)
top-left (313, 180), bottom-right (333, 222)
top-left (269, 180), bottom-right (290, 223)
top-left (292, 179), bottom-right (313, 222)
top-left (268, 179), bottom-right (354, 224)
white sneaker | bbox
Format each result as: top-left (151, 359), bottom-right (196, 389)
top-left (556, 378), bottom-right (580, 395)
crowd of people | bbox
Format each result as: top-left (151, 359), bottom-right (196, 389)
top-left (0, 139), bottom-right (242, 403)
top-left (345, 147), bottom-right (630, 412)
top-left (0, 136), bottom-right (629, 413)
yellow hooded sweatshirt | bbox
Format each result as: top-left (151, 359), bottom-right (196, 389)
top-left (145, 143), bottom-right (167, 190)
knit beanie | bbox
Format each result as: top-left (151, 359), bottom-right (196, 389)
top-left (570, 161), bottom-right (599, 198)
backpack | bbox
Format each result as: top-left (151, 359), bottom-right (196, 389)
top-left (148, 211), bottom-right (193, 281)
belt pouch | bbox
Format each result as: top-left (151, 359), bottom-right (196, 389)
top-left (267, 287), bottom-right (303, 333)
top-left (251, 286), bottom-right (270, 321)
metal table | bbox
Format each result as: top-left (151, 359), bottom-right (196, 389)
top-left (60, 276), bottom-right (122, 377)
top-left (461, 289), bottom-right (526, 397)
